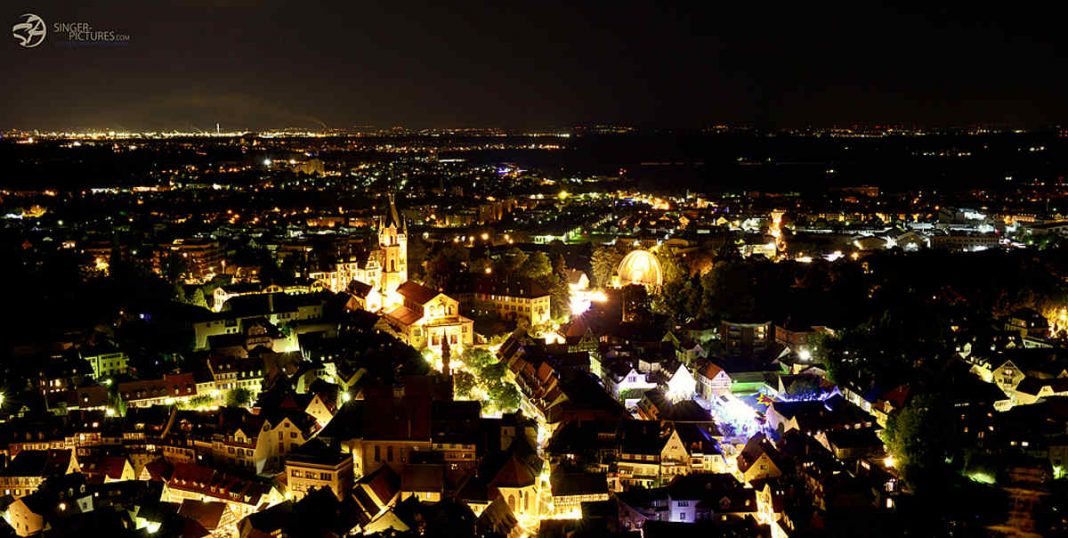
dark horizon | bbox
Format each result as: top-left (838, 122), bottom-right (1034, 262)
top-left (3, 0), bottom-right (1068, 131)
top-left (4, 122), bottom-right (1068, 135)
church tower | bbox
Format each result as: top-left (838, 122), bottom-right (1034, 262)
top-left (379, 192), bottom-right (408, 305)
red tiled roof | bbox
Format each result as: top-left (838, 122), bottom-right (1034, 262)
top-left (473, 275), bottom-right (549, 299)
top-left (700, 362), bottom-right (726, 379)
top-left (168, 463), bottom-right (270, 506)
top-left (396, 282), bottom-right (441, 305)
top-left (489, 456), bottom-right (536, 488)
top-left (178, 499), bottom-right (227, 531)
top-left (358, 463), bottom-right (401, 507)
top-left (143, 458), bottom-right (174, 481)
top-left (384, 305), bottom-right (423, 326)
top-left (737, 433), bottom-right (780, 473)
top-left (119, 373), bottom-right (197, 402)
top-left (347, 279), bottom-right (374, 297)
top-left (363, 397), bottom-right (430, 441)
top-left (79, 455), bottom-right (128, 479)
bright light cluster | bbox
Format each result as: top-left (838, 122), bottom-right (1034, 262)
top-left (569, 289), bottom-right (607, 316)
top-left (709, 394), bottom-right (761, 438)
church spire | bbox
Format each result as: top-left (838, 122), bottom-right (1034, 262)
top-left (441, 335), bottom-right (451, 376)
top-left (378, 189), bottom-right (408, 309)
top-left (383, 191), bottom-right (402, 230)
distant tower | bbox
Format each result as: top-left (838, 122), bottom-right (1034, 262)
top-left (379, 192), bottom-right (408, 305)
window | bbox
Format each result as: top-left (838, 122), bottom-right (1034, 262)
top-left (387, 446), bottom-right (394, 462)
top-left (374, 446), bottom-right (381, 462)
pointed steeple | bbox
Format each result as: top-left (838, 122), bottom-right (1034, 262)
top-left (378, 189), bottom-right (408, 309)
top-left (441, 336), bottom-right (452, 376)
top-left (382, 192), bottom-right (402, 230)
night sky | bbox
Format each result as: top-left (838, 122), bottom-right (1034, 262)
top-left (3, 1), bottom-right (1066, 130)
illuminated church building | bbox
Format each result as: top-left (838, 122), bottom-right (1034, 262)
top-left (377, 193), bottom-right (408, 305)
top-left (334, 194), bottom-right (473, 355)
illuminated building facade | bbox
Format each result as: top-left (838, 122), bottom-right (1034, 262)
top-left (193, 293), bottom-right (324, 350)
top-left (720, 320), bottom-right (772, 357)
top-left (161, 463), bottom-right (285, 522)
top-left (207, 356), bottom-right (265, 398)
top-left (696, 363), bottom-right (732, 399)
top-left (379, 282), bottom-right (474, 356)
top-left (378, 193), bottom-right (409, 308)
top-left (665, 364), bottom-right (697, 403)
top-left (78, 348), bottom-right (128, 380)
top-left (117, 373), bottom-right (198, 408)
top-left (310, 193), bottom-right (406, 309)
top-left (284, 439), bottom-right (355, 500)
top-left (469, 276), bottom-right (552, 326)
top-left (154, 239), bottom-right (224, 282)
